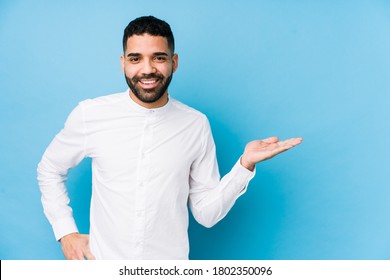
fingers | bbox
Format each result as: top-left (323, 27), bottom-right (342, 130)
top-left (263, 137), bottom-right (303, 157)
top-left (61, 233), bottom-right (95, 260)
top-left (262, 136), bottom-right (302, 146)
top-left (279, 137), bottom-right (303, 148)
top-left (75, 250), bottom-right (86, 260)
top-left (273, 138), bottom-right (303, 157)
top-left (64, 248), bottom-right (85, 260)
top-left (79, 235), bottom-right (96, 260)
top-left (261, 137), bottom-right (302, 149)
top-left (262, 136), bottom-right (279, 144)
top-left (69, 249), bottom-right (95, 260)
top-left (265, 139), bottom-right (301, 159)
top-left (84, 250), bottom-right (96, 260)
top-left (83, 245), bottom-right (96, 260)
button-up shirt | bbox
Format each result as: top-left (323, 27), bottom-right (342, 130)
top-left (37, 90), bottom-right (255, 259)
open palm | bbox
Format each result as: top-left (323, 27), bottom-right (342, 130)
top-left (241, 136), bottom-right (303, 170)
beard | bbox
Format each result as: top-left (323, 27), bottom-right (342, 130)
top-left (125, 71), bottom-right (173, 104)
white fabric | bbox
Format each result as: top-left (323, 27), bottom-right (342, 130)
top-left (37, 90), bottom-right (255, 259)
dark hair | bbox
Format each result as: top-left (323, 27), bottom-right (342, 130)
top-left (123, 16), bottom-right (175, 54)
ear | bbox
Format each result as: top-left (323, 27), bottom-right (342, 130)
top-left (120, 55), bottom-right (125, 73)
top-left (172, 53), bottom-right (179, 73)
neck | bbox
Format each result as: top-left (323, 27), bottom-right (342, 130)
top-left (129, 91), bottom-right (169, 109)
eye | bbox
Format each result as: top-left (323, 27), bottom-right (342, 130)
top-left (154, 56), bottom-right (167, 62)
top-left (129, 57), bottom-right (140, 63)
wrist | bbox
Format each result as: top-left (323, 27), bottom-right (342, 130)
top-left (59, 232), bottom-right (79, 243)
top-left (240, 155), bottom-right (255, 171)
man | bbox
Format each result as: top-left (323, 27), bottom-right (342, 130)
top-left (37, 16), bottom-right (302, 260)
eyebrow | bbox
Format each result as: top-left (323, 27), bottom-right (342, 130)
top-left (126, 52), bottom-right (141, 57)
top-left (153, 52), bottom-right (169, 57)
top-left (126, 52), bottom-right (170, 57)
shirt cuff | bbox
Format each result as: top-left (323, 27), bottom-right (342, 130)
top-left (236, 157), bottom-right (256, 178)
top-left (231, 158), bottom-right (256, 196)
top-left (52, 217), bottom-right (79, 241)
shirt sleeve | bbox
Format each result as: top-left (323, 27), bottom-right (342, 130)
top-left (188, 117), bottom-right (255, 228)
top-left (37, 103), bottom-right (87, 240)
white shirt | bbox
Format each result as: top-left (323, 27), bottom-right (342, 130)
top-left (37, 90), bottom-right (255, 259)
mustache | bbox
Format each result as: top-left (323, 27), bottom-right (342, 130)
top-left (132, 73), bottom-right (165, 82)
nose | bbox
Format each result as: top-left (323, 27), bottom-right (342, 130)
top-left (141, 58), bottom-right (156, 75)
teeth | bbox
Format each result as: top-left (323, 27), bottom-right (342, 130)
top-left (140, 79), bottom-right (157, 84)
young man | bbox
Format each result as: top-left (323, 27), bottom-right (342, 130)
top-left (37, 16), bottom-right (302, 260)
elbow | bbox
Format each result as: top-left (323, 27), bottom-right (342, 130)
top-left (36, 160), bottom-right (49, 183)
top-left (36, 157), bottom-right (67, 185)
top-left (192, 209), bottom-right (223, 228)
top-left (190, 199), bottom-right (227, 228)
top-left (200, 220), bottom-right (218, 229)
top-left (196, 217), bottom-right (218, 228)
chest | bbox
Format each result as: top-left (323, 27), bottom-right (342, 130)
top-left (86, 115), bottom-right (203, 178)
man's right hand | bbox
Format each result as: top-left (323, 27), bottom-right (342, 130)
top-left (60, 232), bottom-right (96, 260)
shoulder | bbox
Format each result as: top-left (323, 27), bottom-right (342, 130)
top-left (169, 99), bottom-right (212, 134)
top-left (68, 91), bottom-right (130, 123)
top-left (169, 98), bottom-right (208, 123)
top-left (78, 91), bottom-right (127, 109)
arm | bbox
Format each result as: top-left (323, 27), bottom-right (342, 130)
top-left (188, 118), bottom-right (255, 228)
top-left (37, 103), bottom-right (95, 260)
top-left (188, 118), bottom-right (302, 228)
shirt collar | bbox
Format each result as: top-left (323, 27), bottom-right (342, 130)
top-left (124, 88), bottom-right (172, 115)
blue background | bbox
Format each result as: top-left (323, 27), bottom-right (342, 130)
top-left (1, 0), bottom-right (390, 260)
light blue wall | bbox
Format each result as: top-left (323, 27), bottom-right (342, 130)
top-left (1, 0), bottom-right (389, 260)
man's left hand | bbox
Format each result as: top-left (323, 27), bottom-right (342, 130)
top-left (240, 136), bottom-right (303, 171)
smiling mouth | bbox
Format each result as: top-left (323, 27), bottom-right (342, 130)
top-left (139, 79), bottom-right (160, 89)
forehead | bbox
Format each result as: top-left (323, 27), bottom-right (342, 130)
top-left (124, 34), bottom-right (170, 54)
